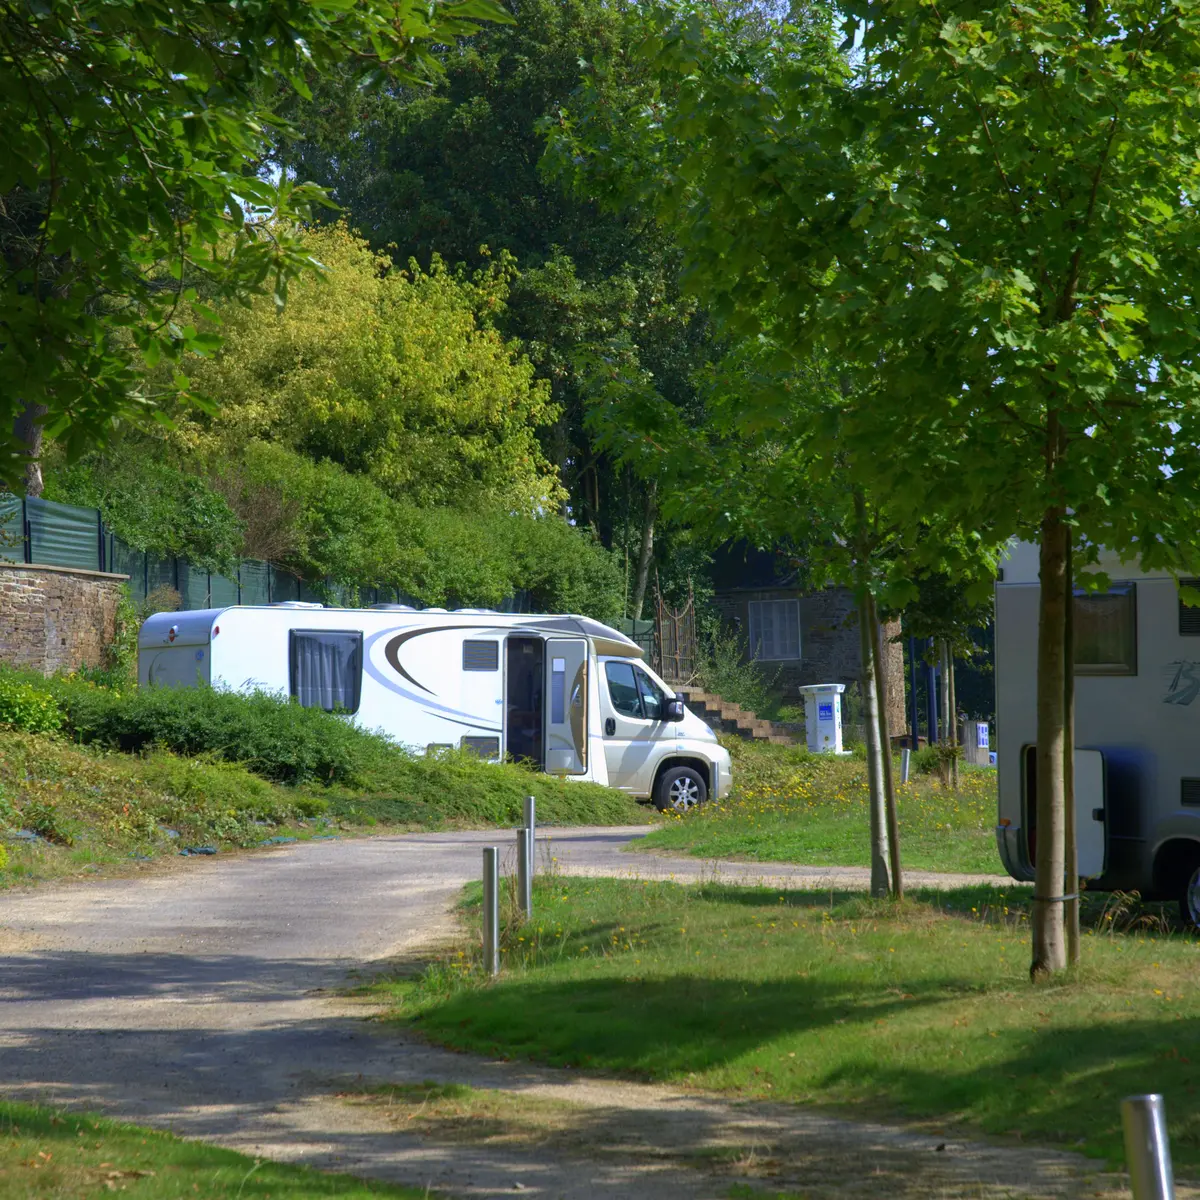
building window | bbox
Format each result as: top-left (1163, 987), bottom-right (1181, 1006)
top-left (1074, 584), bottom-right (1136, 676)
top-left (1179, 580), bottom-right (1200, 636)
top-left (747, 599), bottom-right (801, 661)
top-left (289, 630), bottom-right (363, 713)
top-left (463, 639), bottom-right (500, 671)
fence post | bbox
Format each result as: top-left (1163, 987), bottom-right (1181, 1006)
top-left (1122, 1094), bottom-right (1175, 1200)
top-left (482, 846), bottom-right (500, 977)
top-left (524, 794), bottom-right (536, 877)
top-left (900, 748), bottom-right (911, 785)
top-left (517, 828), bottom-right (533, 920)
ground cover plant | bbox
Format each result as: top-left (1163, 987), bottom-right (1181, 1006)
top-left (0, 669), bottom-right (648, 886)
top-left (0, 1100), bottom-right (426, 1198)
top-left (636, 739), bottom-right (997, 875)
top-left (379, 877), bottom-right (1200, 1170)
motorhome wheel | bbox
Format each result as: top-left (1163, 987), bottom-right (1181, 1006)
top-left (654, 766), bottom-right (707, 813)
top-left (1181, 862), bottom-right (1200, 932)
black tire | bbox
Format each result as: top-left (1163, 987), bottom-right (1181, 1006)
top-left (1179, 860), bottom-right (1200, 932)
top-left (653, 766), bottom-right (707, 814)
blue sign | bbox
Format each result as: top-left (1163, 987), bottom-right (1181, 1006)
top-left (818, 702), bottom-right (833, 721)
top-left (977, 724), bottom-right (989, 749)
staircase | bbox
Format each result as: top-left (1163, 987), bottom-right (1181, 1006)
top-left (673, 687), bottom-right (800, 746)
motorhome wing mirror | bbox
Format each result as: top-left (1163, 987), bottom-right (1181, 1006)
top-left (666, 695), bottom-right (686, 722)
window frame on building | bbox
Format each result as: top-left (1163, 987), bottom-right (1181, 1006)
top-left (747, 598), bottom-right (802, 662)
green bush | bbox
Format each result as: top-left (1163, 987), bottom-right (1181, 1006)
top-left (693, 623), bottom-right (779, 716)
top-left (0, 675), bottom-right (63, 735)
top-left (45, 676), bottom-right (375, 786)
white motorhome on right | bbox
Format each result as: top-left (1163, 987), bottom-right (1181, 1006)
top-left (996, 541), bottom-right (1200, 929)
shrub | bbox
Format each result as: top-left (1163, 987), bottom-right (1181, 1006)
top-left (0, 674), bottom-right (63, 735)
top-left (46, 678), bottom-right (376, 786)
top-left (694, 623), bottom-right (779, 716)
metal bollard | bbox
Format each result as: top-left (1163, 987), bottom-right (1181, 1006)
top-left (1122, 1094), bottom-right (1175, 1200)
top-left (482, 846), bottom-right (500, 977)
top-left (900, 748), bottom-right (911, 785)
top-left (517, 827), bottom-right (533, 919)
top-left (524, 794), bottom-right (536, 876)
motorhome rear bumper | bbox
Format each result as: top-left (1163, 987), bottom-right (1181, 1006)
top-left (996, 824), bottom-right (1034, 882)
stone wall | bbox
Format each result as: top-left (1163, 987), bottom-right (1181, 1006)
top-left (0, 562), bottom-right (128, 675)
top-left (711, 585), bottom-right (908, 735)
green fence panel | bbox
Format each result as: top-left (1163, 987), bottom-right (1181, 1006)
top-left (146, 555), bottom-right (177, 600)
top-left (108, 536), bottom-right (147, 602)
top-left (298, 580), bottom-right (325, 605)
top-left (269, 566), bottom-right (300, 602)
top-left (238, 561), bottom-right (270, 606)
top-left (26, 497), bottom-right (100, 571)
top-left (0, 496), bottom-right (22, 563)
top-left (177, 561), bottom-right (210, 610)
top-left (209, 572), bottom-right (239, 609)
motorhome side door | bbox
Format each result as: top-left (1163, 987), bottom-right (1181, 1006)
top-left (544, 638), bottom-right (588, 774)
top-left (1023, 745), bottom-right (1107, 878)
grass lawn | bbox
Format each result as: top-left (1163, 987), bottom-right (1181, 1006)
top-left (0, 1101), bottom-right (427, 1198)
top-left (376, 875), bottom-right (1200, 1172)
top-left (637, 739), bottom-right (999, 875)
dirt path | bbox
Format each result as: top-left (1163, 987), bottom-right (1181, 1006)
top-left (0, 829), bottom-right (1157, 1198)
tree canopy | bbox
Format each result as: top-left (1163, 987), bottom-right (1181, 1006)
top-left (0, 0), bottom-right (509, 490)
top-left (174, 224), bottom-right (562, 514)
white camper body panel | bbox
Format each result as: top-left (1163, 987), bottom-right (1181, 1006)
top-left (995, 544), bottom-right (1200, 897)
top-left (137, 605), bottom-right (732, 803)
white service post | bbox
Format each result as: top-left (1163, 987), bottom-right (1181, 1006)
top-left (798, 683), bottom-right (847, 754)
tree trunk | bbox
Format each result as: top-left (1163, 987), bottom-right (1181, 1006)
top-left (858, 589), bottom-right (891, 898)
top-left (870, 594), bottom-right (903, 900)
top-left (938, 639), bottom-right (951, 760)
top-left (13, 402), bottom-right (48, 497)
top-left (1032, 507), bottom-right (1069, 977)
top-left (1064, 544), bottom-right (1080, 966)
top-left (630, 479), bottom-right (657, 621)
top-left (948, 648), bottom-right (960, 790)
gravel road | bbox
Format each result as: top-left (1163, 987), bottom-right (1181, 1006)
top-left (0, 828), bottom-right (1136, 1198)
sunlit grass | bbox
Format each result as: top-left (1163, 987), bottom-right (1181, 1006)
top-left (638, 739), bottom-right (998, 874)
top-left (0, 1101), bottom-right (429, 1198)
top-left (378, 875), bottom-right (1200, 1170)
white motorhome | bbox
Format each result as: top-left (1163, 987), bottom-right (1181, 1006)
top-left (996, 541), bottom-right (1200, 928)
top-left (138, 603), bottom-right (732, 812)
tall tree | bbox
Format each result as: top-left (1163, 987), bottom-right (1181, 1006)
top-left (0, 0), bottom-right (508, 492)
top-left (552, 0), bottom-right (1200, 975)
top-left (273, 0), bottom-right (717, 586)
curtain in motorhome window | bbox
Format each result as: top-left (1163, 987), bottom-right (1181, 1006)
top-left (289, 630), bottom-right (363, 712)
top-left (747, 599), bottom-right (801, 661)
top-left (1073, 585), bottom-right (1136, 675)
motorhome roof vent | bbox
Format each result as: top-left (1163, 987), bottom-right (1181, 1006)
top-left (368, 603), bottom-right (417, 611)
top-left (455, 608), bottom-right (495, 615)
top-left (272, 601), bottom-right (323, 609)
top-left (425, 607), bottom-right (448, 613)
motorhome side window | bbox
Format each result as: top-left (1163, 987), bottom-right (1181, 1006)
top-left (605, 661), bottom-right (643, 718)
top-left (1073, 584), bottom-right (1136, 676)
top-left (289, 630), bottom-right (363, 713)
top-left (606, 661), bottom-right (666, 720)
top-left (636, 668), bottom-right (665, 720)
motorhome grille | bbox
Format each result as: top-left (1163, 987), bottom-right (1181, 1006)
top-left (1183, 779), bottom-right (1200, 808)
top-left (462, 736), bottom-right (500, 759)
top-left (462, 640), bottom-right (500, 671)
top-left (1180, 580), bottom-right (1200, 635)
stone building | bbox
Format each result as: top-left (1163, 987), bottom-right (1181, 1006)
top-left (709, 545), bottom-right (907, 736)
